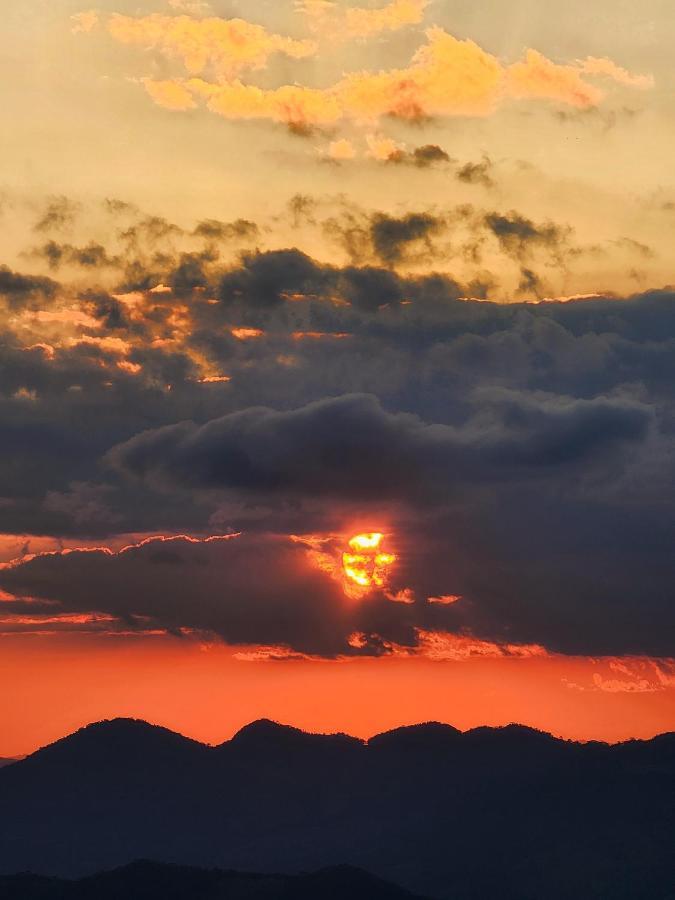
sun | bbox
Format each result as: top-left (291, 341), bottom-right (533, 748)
top-left (342, 532), bottom-right (397, 593)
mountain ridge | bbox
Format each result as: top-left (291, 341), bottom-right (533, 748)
top-left (14, 716), bottom-right (675, 762)
top-left (1, 717), bottom-right (673, 899)
top-left (0, 860), bottom-right (430, 900)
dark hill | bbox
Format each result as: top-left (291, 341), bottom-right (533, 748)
top-left (0, 720), bottom-right (673, 900)
top-left (0, 860), bottom-right (427, 900)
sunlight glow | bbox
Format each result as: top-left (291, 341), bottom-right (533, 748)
top-left (342, 532), bottom-right (397, 592)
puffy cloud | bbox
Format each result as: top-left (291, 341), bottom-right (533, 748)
top-left (369, 211), bottom-right (445, 263)
top-left (483, 211), bottom-right (570, 262)
top-left (298, 0), bottom-right (429, 40)
top-left (107, 13), bottom-right (317, 81)
top-left (132, 27), bottom-right (652, 130)
top-left (31, 241), bottom-right (120, 271)
top-left (457, 156), bottom-right (494, 188)
top-left (142, 78), bottom-right (197, 111)
top-left (579, 57), bottom-right (655, 90)
top-left (365, 133), bottom-right (405, 161)
top-left (33, 197), bottom-right (80, 234)
top-left (1, 197), bottom-right (675, 658)
top-left (386, 143), bottom-right (452, 168)
top-left (107, 391), bottom-right (652, 503)
top-left (70, 10), bottom-right (99, 35)
top-left (0, 534), bottom-right (422, 657)
top-left (0, 266), bottom-right (58, 310)
top-left (506, 49), bottom-right (603, 108)
top-left (324, 138), bottom-right (357, 161)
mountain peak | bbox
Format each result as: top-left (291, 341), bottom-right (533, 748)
top-left (24, 718), bottom-right (207, 768)
top-left (226, 719), bottom-right (362, 753)
top-left (369, 721), bottom-right (462, 750)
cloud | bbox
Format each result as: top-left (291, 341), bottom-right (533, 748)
top-left (71, 10), bottom-right (99, 35)
top-left (506, 49), bottom-right (603, 108)
top-left (388, 143), bottom-right (452, 168)
top-left (142, 78), bottom-right (197, 111)
top-left (107, 391), bottom-right (652, 505)
top-left (457, 156), bottom-right (494, 188)
top-left (31, 241), bottom-right (121, 271)
top-left (132, 26), bottom-right (652, 130)
top-left (33, 197), bottom-right (80, 234)
top-left (579, 57), bottom-right (654, 90)
top-left (298, 0), bottom-right (429, 41)
top-left (0, 534), bottom-right (422, 657)
top-left (369, 212), bottom-right (445, 263)
top-left (483, 211), bottom-right (570, 262)
top-left (325, 138), bottom-right (358, 162)
top-left (0, 266), bottom-right (59, 309)
top-left (107, 13), bottom-right (316, 81)
top-left (1, 197), bottom-right (675, 658)
top-left (564, 660), bottom-right (675, 693)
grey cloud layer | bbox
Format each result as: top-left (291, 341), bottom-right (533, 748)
top-left (1, 207), bottom-right (674, 656)
top-left (108, 391), bottom-right (651, 500)
top-left (0, 535), bottom-right (426, 657)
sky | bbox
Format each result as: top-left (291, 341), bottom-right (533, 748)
top-left (1, 0), bottom-right (674, 756)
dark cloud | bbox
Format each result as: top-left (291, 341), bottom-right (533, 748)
top-left (31, 241), bottom-right (121, 271)
top-left (1, 200), bottom-right (675, 658)
top-left (369, 212), bottom-right (445, 264)
top-left (193, 218), bottom-right (260, 242)
top-left (387, 144), bottom-right (452, 168)
top-left (483, 211), bottom-right (570, 261)
top-left (0, 266), bottom-right (59, 309)
top-left (518, 266), bottom-right (543, 296)
top-left (108, 391), bottom-right (651, 502)
top-left (0, 535), bottom-right (423, 657)
top-left (457, 156), bottom-right (494, 188)
top-left (218, 248), bottom-right (329, 309)
top-left (33, 196), bottom-right (80, 234)
top-left (321, 201), bottom-right (574, 271)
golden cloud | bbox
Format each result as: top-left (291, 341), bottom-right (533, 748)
top-left (108, 13), bottom-right (317, 81)
top-left (71, 9), bottom-right (99, 35)
top-left (143, 78), bottom-right (197, 111)
top-left (579, 56), bottom-right (655, 89)
top-left (137, 26), bottom-right (651, 129)
top-left (298, 0), bottom-right (428, 40)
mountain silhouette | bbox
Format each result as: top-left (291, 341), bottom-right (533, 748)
top-left (0, 860), bottom-right (427, 899)
top-left (1, 719), bottom-right (673, 900)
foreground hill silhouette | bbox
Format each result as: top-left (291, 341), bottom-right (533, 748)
top-left (1, 719), bottom-right (673, 900)
top-left (0, 860), bottom-right (426, 899)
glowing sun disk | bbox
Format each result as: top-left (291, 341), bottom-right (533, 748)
top-left (342, 532), bottom-right (396, 592)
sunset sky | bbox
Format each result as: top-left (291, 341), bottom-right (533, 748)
top-left (1, 0), bottom-right (674, 758)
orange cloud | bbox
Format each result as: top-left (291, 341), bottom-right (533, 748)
top-left (325, 138), bottom-right (357, 161)
top-left (144, 27), bottom-right (650, 129)
top-left (366, 133), bottom-right (405, 160)
top-left (71, 10), bottom-right (99, 34)
top-left (298, 0), bottom-right (428, 41)
top-left (506, 49), bottom-right (603, 108)
top-left (291, 331), bottom-right (352, 339)
top-left (73, 335), bottom-right (132, 355)
top-left (231, 327), bottom-right (264, 340)
top-left (579, 56), bottom-right (654, 89)
top-left (417, 630), bottom-right (549, 661)
top-left (108, 13), bottom-right (316, 82)
top-left (564, 659), bottom-right (675, 694)
top-left (143, 78), bottom-right (197, 111)
top-left (428, 595), bottom-right (461, 606)
top-left (188, 78), bottom-right (343, 126)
